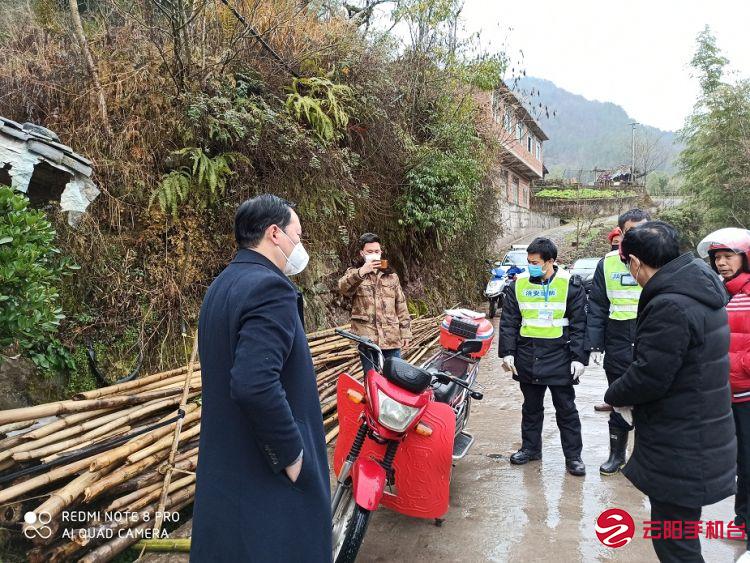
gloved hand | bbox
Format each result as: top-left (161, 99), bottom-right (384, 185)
top-left (571, 361), bottom-right (585, 379)
top-left (614, 406), bottom-right (633, 426)
top-left (502, 355), bottom-right (515, 373)
top-left (589, 351), bottom-right (604, 366)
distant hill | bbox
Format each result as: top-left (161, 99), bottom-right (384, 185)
top-left (514, 77), bottom-right (681, 179)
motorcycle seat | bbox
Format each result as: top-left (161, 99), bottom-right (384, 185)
top-left (382, 357), bottom-right (433, 393)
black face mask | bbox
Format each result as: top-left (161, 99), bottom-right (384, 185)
top-left (611, 244), bottom-right (619, 251)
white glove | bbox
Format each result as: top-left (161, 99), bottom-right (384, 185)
top-left (571, 361), bottom-right (585, 379)
top-left (614, 406), bottom-right (633, 426)
top-left (502, 355), bottom-right (515, 372)
top-left (589, 351), bottom-right (604, 366)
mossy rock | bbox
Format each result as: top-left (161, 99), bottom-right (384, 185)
top-left (0, 351), bottom-right (67, 408)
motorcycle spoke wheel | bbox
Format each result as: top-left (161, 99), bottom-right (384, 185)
top-left (332, 480), bottom-right (371, 563)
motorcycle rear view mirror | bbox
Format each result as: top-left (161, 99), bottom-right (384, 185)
top-left (459, 339), bottom-right (482, 355)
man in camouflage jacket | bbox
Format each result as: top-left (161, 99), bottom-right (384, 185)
top-left (338, 233), bottom-right (412, 373)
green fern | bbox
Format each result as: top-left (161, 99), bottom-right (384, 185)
top-left (149, 148), bottom-right (247, 218)
top-left (285, 77), bottom-right (353, 142)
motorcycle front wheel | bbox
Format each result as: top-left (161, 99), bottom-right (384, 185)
top-left (332, 480), bottom-right (371, 563)
top-left (488, 298), bottom-right (497, 319)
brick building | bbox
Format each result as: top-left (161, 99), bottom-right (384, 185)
top-left (476, 83), bottom-right (558, 246)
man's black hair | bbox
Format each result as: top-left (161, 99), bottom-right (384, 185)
top-left (358, 232), bottom-right (381, 249)
top-left (620, 221), bottom-right (680, 269)
top-left (234, 194), bottom-right (295, 249)
top-left (527, 237), bottom-right (557, 262)
top-left (618, 208), bottom-right (651, 230)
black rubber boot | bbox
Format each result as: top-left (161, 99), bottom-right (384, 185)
top-left (565, 458), bottom-right (586, 476)
top-left (510, 449), bottom-right (542, 465)
top-left (600, 426), bottom-right (628, 475)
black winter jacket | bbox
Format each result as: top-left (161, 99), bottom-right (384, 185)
top-left (585, 258), bottom-right (637, 378)
top-left (499, 267), bottom-right (589, 386)
top-left (605, 253), bottom-right (735, 508)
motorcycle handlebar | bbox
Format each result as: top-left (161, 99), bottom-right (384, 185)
top-left (335, 329), bottom-right (377, 348)
top-left (432, 370), bottom-right (484, 400)
top-left (335, 329), bottom-right (384, 364)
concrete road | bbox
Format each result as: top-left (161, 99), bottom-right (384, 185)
top-left (356, 318), bottom-right (744, 563)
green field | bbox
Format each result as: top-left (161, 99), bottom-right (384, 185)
top-left (535, 188), bottom-right (637, 200)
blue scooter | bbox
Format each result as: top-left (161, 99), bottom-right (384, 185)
top-left (484, 261), bottom-right (506, 319)
top-left (484, 261), bottom-right (525, 318)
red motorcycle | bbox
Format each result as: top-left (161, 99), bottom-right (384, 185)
top-left (331, 311), bottom-right (494, 562)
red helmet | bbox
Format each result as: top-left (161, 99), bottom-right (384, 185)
top-left (607, 227), bottom-right (622, 244)
top-left (697, 228), bottom-right (750, 273)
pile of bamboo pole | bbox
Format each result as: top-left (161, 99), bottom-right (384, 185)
top-left (0, 317), bottom-right (441, 562)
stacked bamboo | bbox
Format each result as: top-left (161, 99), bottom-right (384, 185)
top-left (0, 317), bottom-right (442, 562)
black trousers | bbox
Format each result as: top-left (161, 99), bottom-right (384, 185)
top-left (649, 498), bottom-right (703, 562)
top-left (605, 369), bottom-right (633, 431)
top-left (519, 382), bottom-right (582, 459)
top-left (734, 400), bottom-right (750, 549)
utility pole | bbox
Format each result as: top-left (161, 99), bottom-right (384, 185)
top-left (629, 122), bottom-right (638, 185)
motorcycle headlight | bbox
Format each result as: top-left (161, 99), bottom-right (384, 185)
top-left (377, 390), bottom-right (420, 432)
top-left (486, 280), bottom-right (503, 292)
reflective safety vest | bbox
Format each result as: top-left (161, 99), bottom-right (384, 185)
top-left (603, 250), bottom-right (641, 320)
top-left (515, 269), bottom-right (571, 339)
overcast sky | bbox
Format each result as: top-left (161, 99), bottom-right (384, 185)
top-left (460, 0), bottom-right (750, 132)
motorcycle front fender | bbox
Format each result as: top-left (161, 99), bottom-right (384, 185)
top-left (351, 457), bottom-right (387, 511)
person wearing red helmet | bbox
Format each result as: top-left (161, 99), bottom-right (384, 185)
top-left (699, 227), bottom-right (750, 557)
top-left (607, 226), bottom-right (623, 250)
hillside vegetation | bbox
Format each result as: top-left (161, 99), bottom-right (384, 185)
top-left (516, 76), bottom-right (680, 178)
top-left (0, 0), bottom-right (507, 390)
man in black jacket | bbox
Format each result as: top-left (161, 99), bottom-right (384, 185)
top-left (605, 221), bottom-right (736, 563)
top-left (586, 208), bottom-right (650, 475)
top-left (499, 237), bottom-right (589, 476)
top-left (192, 195), bottom-right (331, 562)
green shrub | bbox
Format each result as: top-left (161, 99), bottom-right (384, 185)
top-left (658, 202), bottom-right (707, 251)
top-left (0, 186), bottom-right (77, 372)
top-left (398, 117), bottom-right (485, 246)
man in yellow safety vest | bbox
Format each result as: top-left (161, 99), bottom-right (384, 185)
top-left (585, 208), bottom-right (651, 475)
top-left (499, 237), bottom-right (589, 476)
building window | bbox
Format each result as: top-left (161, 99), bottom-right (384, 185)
top-left (516, 123), bottom-right (523, 141)
top-left (504, 109), bottom-right (513, 132)
top-left (491, 91), bottom-right (502, 123)
top-left (512, 176), bottom-right (520, 205)
top-left (527, 135), bottom-right (533, 153)
top-left (536, 141), bottom-right (542, 160)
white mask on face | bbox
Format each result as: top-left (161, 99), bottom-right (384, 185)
top-left (364, 253), bottom-right (381, 262)
top-left (277, 229), bottom-right (309, 276)
top-left (629, 260), bottom-right (642, 288)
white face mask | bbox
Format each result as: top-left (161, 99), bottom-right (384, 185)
top-left (277, 229), bottom-right (309, 276)
top-left (364, 253), bottom-right (381, 262)
top-left (629, 260), bottom-right (642, 288)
